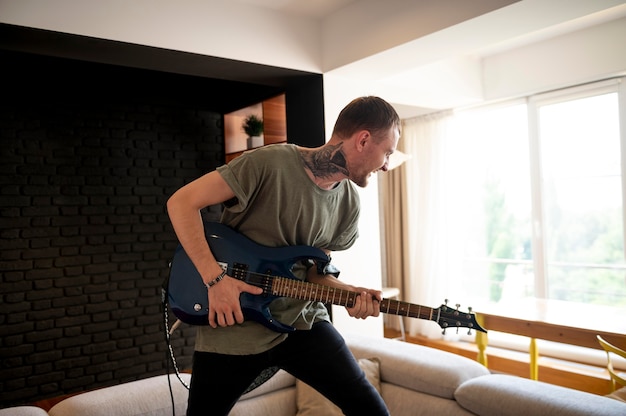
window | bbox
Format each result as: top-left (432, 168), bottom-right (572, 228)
top-left (533, 87), bottom-right (624, 304)
top-left (452, 79), bottom-right (626, 308)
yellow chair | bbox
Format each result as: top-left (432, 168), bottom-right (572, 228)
top-left (597, 335), bottom-right (626, 391)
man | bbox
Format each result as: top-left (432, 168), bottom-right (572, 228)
top-left (167, 96), bottom-right (401, 415)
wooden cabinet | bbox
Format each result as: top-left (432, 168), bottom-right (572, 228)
top-left (262, 94), bottom-right (286, 145)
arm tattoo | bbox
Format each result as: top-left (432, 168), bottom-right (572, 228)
top-left (300, 143), bottom-right (349, 179)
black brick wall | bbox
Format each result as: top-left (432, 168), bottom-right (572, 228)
top-left (0, 52), bottom-right (227, 406)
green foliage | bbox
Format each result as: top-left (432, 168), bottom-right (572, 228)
top-left (546, 208), bottom-right (626, 306)
top-left (482, 174), bottom-right (626, 306)
top-left (242, 114), bottom-right (264, 136)
top-left (484, 176), bottom-right (517, 302)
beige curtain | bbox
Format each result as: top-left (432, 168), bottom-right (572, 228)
top-left (378, 140), bottom-right (410, 332)
top-left (380, 110), bottom-right (457, 338)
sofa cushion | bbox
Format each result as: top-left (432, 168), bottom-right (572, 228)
top-left (344, 332), bottom-right (489, 399)
top-left (295, 357), bottom-right (381, 416)
top-left (455, 374), bottom-right (626, 416)
top-left (0, 406), bottom-right (49, 416)
top-left (49, 373), bottom-right (191, 416)
top-left (381, 383), bottom-right (476, 416)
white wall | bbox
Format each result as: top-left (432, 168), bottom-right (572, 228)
top-left (330, 182), bottom-right (385, 337)
top-left (482, 16), bottom-right (626, 101)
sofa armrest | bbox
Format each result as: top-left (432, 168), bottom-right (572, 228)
top-left (48, 374), bottom-right (191, 416)
top-left (455, 374), bottom-right (626, 416)
top-left (343, 332), bottom-right (489, 399)
top-left (0, 407), bottom-right (49, 416)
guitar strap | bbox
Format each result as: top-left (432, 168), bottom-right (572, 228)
top-left (242, 367), bottom-right (280, 394)
top-left (311, 258), bottom-right (340, 278)
top-left (321, 262), bottom-right (341, 278)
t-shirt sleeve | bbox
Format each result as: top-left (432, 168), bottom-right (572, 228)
top-left (215, 151), bottom-right (263, 213)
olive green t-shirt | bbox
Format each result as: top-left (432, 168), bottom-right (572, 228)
top-left (194, 144), bottom-right (360, 355)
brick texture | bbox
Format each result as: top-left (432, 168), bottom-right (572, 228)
top-left (0, 55), bottom-right (225, 406)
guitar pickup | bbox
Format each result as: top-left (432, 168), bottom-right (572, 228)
top-left (231, 262), bottom-right (248, 281)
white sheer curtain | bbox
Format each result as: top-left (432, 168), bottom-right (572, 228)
top-left (381, 110), bottom-right (466, 338)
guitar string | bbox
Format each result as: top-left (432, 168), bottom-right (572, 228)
top-left (230, 266), bottom-right (475, 326)
top-left (188, 264), bottom-right (478, 330)
top-left (223, 265), bottom-right (443, 321)
top-left (222, 266), bottom-right (478, 329)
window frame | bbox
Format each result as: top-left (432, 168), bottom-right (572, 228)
top-left (527, 78), bottom-right (626, 301)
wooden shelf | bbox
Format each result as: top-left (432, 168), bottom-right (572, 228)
top-left (224, 93), bottom-right (287, 163)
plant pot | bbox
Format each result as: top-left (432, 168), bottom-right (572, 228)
top-left (247, 135), bottom-right (264, 149)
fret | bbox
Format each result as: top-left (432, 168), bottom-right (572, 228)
top-left (248, 271), bottom-right (472, 333)
top-left (295, 281), bottom-right (303, 299)
top-left (259, 273), bottom-right (479, 330)
top-left (275, 277), bottom-right (280, 296)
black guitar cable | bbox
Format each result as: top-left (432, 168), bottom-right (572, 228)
top-left (161, 277), bottom-right (190, 416)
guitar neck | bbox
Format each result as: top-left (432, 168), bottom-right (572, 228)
top-left (270, 276), bottom-right (438, 322)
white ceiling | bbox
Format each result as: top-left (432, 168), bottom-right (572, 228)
top-left (231, 0), bottom-right (358, 18)
top-left (232, 0), bottom-right (626, 118)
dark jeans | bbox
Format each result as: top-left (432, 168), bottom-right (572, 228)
top-left (186, 321), bottom-right (389, 416)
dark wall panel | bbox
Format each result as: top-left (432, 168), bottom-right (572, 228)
top-left (0, 51), bottom-right (223, 406)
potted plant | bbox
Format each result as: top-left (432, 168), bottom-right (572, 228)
top-left (242, 114), bottom-right (264, 148)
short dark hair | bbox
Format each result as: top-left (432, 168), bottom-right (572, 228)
top-left (332, 96), bottom-right (401, 142)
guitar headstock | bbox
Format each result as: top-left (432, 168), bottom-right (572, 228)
top-left (434, 301), bottom-right (487, 334)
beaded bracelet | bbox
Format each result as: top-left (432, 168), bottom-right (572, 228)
top-left (205, 269), bottom-right (227, 288)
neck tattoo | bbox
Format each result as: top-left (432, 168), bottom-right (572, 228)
top-left (300, 143), bottom-right (349, 180)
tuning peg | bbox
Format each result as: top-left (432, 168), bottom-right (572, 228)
top-left (456, 303), bottom-right (460, 310)
top-left (444, 298), bottom-right (449, 305)
top-left (442, 328), bottom-right (447, 335)
top-left (468, 306), bottom-right (473, 314)
top-left (467, 329), bottom-right (473, 336)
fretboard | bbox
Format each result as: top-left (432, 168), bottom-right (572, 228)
top-left (270, 275), bottom-right (437, 321)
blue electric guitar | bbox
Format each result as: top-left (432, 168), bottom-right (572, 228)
top-left (167, 222), bottom-right (486, 334)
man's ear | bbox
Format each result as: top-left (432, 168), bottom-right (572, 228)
top-left (356, 130), bottom-right (370, 151)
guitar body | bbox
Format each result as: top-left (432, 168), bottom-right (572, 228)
top-left (167, 221), bottom-right (331, 332)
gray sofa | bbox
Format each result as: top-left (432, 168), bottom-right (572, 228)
top-left (4, 333), bottom-right (625, 416)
